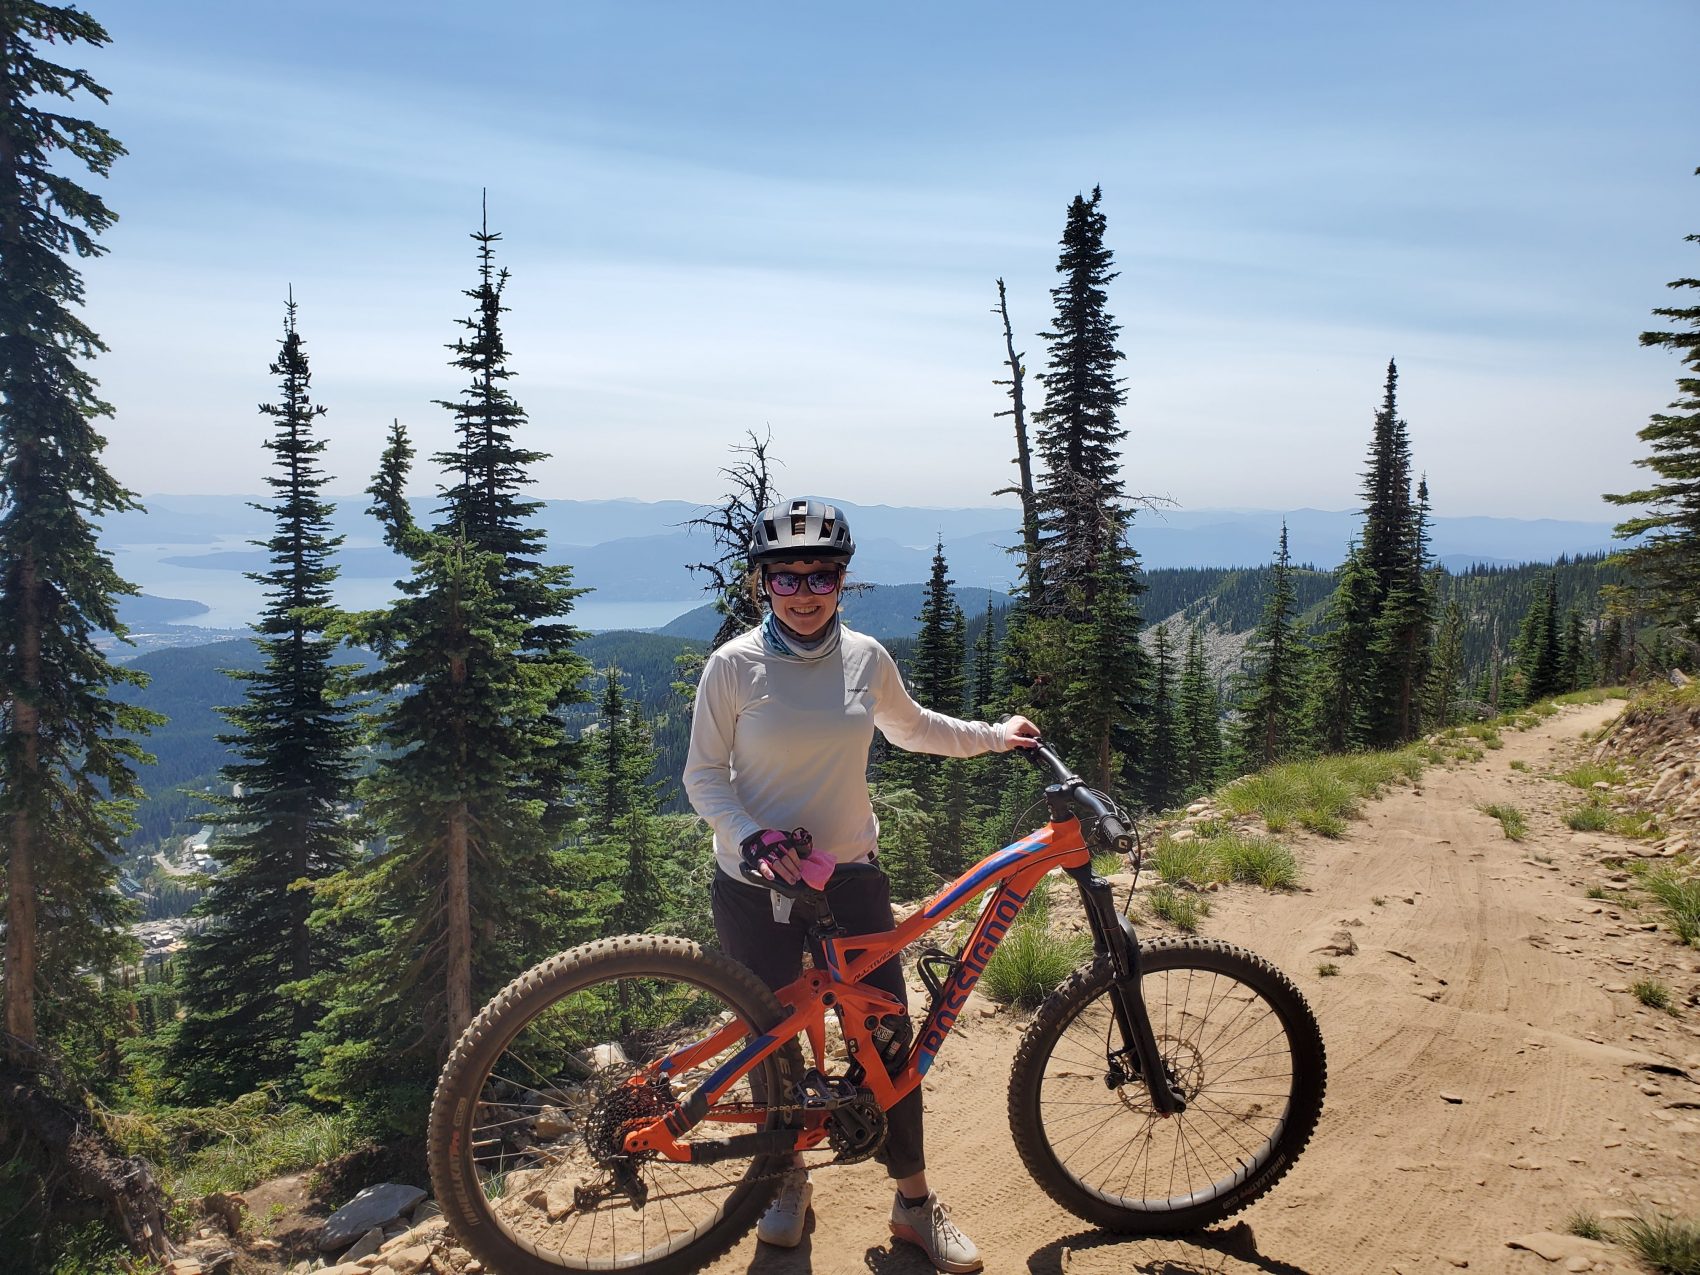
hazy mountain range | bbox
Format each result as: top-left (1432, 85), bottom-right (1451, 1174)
top-left (105, 495), bottom-right (1624, 634)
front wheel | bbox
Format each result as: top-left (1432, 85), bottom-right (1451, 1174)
top-left (1008, 937), bottom-right (1325, 1233)
top-left (427, 934), bottom-right (804, 1275)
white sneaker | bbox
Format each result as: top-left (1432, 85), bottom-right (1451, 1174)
top-left (890, 1191), bottom-right (982, 1273)
top-left (755, 1168), bottom-right (811, 1247)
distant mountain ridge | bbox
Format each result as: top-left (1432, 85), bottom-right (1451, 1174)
top-left (107, 495), bottom-right (1625, 615)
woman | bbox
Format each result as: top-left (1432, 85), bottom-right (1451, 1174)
top-left (684, 497), bottom-right (1037, 1273)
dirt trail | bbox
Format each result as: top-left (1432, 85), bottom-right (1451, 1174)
top-left (705, 700), bottom-right (1700, 1275)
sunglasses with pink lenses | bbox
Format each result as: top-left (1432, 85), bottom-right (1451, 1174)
top-left (767, 568), bottom-right (843, 596)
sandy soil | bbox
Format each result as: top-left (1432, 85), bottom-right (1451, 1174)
top-left (697, 700), bottom-right (1700, 1275)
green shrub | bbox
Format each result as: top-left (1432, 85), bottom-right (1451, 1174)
top-left (1565, 1210), bottom-right (1607, 1241)
top-left (1554, 687), bottom-right (1626, 705)
top-left (1480, 803), bottom-right (1528, 841)
top-left (170, 1107), bottom-right (367, 1197)
top-left (1565, 802), bottom-right (1614, 832)
top-left (1557, 762), bottom-right (1625, 789)
top-left (1149, 835), bottom-right (1223, 888)
top-left (1145, 886), bottom-right (1210, 933)
top-left (1620, 1212), bottom-right (1700, 1274)
top-left (979, 919), bottom-right (1091, 1009)
top-left (1633, 979), bottom-right (1674, 1011)
top-left (1509, 759), bottom-right (1529, 772)
top-left (1642, 868), bottom-right (1700, 946)
top-left (1214, 835), bottom-right (1300, 890)
top-left (1316, 962), bottom-right (1340, 977)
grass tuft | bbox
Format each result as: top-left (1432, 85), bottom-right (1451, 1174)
top-left (1149, 835), bottom-right (1224, 888)
top-left (1633, 978), bottom-right (1674, 1011)
top-left (1214, 835), bottom-right (1300, 889)
top-left (1145, 885), bottom-right (1211, 933)
top-left (979, 918), bottom-right (1091, 1010)
top-left (1565, 1210), bottom-right (1607, 1241)
top-left (1509, 759), bottom-right (1529, 772)
top-left (1642, 868), bottom-right (1700, 946)
top-left (1557, 761), bottom-right (1626, 789)
top-left (1620, 1212), bottom-right (1700, 1275)
top-left (1316, 962), bottom-right (1340, 977)
top-left (1480, 803), bottom-right (1528, 841)
top-left (1565, 802), bottom-right (1615, 832)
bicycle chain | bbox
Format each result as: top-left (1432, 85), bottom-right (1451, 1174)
top-left (568, 1099), bottom-right (858, 1211)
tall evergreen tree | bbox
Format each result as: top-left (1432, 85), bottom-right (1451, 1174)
top-left (969, 598), bottom-right (1000, 717)
top-left (582, 665), bottom-right (658, 832)
top-left (910, 539), bottom-right (967, 714)
top-left (1177, 626), bottom-right (1223, 797)
top-left (1142, 623), bottom-right (1181, 810)
top-left (170, 297), bottom-right (357, 1100)
top-left (0, 4), bottom-right (156, 1060)
top-left (1234, 524), bottom-right (1311, 769)
top-left (312, 426), bottom-right (584, 1115)
top-left (1424, 599), bottom-right (1467, 728)
top-left (1367, 476), bottom-right (1434, 743)
top-left (1060, 533), bottom-right (1149, 793)
top-left (431, 207), bottom-right (587, 833)
top-left (1607, 172), bottom-right (1700, 645)
top-left (1514, 572), bottom-right (1562, 703)
top-left (1358, 359), bottom-right (1414, 607)
top-left (1310, 545), bottom-right (1378, 753)
top-left (1031, 186), bottom-right (1130, 612)
top-left (1016, 188), bottom-right (1150, 788)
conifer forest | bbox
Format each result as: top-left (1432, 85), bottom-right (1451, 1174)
top-left (1, 6), bottom-right (1697, 1272)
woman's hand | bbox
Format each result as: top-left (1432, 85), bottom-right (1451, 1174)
top-left (1001, 715), bottom-right (1041, 750)
top-left (740, 827), bottom-right (812, 885)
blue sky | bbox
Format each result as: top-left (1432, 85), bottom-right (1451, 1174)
top-left (74, 1), bottom-right (1698, 520)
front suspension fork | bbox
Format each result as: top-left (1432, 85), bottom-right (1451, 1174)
top-left (1066, 865), bottom-right (1187, 1115)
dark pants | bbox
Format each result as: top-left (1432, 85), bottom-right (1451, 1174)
top-left (710, 866), bottom-right (924, 1180)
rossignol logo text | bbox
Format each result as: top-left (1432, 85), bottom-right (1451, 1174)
top-left (917, 885), bottom-right (1029, 1072)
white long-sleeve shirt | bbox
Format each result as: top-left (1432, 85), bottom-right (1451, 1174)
top-left (684, 623), bottom-right (1012, 879)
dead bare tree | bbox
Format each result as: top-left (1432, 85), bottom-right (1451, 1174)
top-left (685, 430), bottom-right (782, 650)
top-left (992, 279), bottom-right (1042, 604)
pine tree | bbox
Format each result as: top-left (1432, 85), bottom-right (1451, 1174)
top-left (169, 297), bottom-right (357, 1100)
top-left (1359, 360), bottom-right (1414, 607)
top-left (969, 599), bottom-right (1000, 717)
top-left (583, 666), bottom-right (658, 831)
top-left (585, 668), bottom-right (666, 938)
top-left (1061, 534), bottom-right (1149, 794)
top-left (1021, 188), bottom-right (1149, 787)
top-left (1141, 624), bottom-right (1181, 810)
top-left (1031, 186), bottom-right (1130, 613)
top-left (1234, 524), bottom-right (1311, 769)
top-left (1514, 573), bottom-right (1562, 703)
top-left (0, 5), bottom-right (157, 1060)
top-left (1424, 600), bottom-right (1467, 728)
top-left (1310, 545), bottom-right (1378, 753)
top-left (1177, 626), bottom-right (1223, 797)
top-left (1607, 172), bottom-right (1700, 645)
top-left (431, 206), bottom-right (587, 834)
top-left (1367, 476), bottom-right (1434, 743)
top-left (308, 425), bottom-right (581, 1124)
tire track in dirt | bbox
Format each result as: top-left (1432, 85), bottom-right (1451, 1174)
top-left (702, 701), bottom-right (1700, 1274)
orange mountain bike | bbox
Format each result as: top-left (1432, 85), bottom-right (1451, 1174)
top-left (427, 742), bottom-right (1326, 1275)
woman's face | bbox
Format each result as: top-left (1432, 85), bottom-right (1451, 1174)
top-left (765, 558), bottom-right (844, 638)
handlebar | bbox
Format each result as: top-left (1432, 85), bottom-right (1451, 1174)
top-left (1020, 738), bottom-right (1138, 856)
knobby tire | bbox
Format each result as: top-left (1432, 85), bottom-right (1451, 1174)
top-left (1008, 936), bottom-right (1326, 1233)
top-left (427, 935), bottom-right (803, 1275)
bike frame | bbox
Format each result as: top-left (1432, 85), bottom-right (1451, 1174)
top-left (624, 794), bottom-right (1181, 1166)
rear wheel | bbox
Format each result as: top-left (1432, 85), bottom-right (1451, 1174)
top-left (428, 935), bottom-right (804, 1275)
top-left (1008, 937), bottom-right (1325, 1233)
